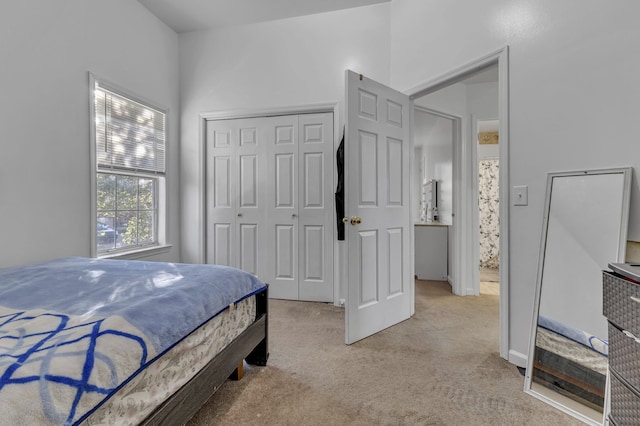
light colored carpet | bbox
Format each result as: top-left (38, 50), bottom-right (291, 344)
top-left (187, 280), bottom-right (581, 425)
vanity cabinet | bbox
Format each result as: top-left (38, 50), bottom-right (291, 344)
top-left (603, 266), bottom-right (640, 425)
top-left (414, 224), bottom-right (448, 281)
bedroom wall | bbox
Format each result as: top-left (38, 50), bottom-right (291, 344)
top-left (179, 3), bottom-right (392, 265)
top-left (390, 0), bottom-right (640, 365)
top-left (0, 1), bottom-right (180, 268)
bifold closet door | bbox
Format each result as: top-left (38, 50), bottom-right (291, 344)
top-left (205, 117), bottom-right (267, 278)
top-left (297, 113), bottom-right (334, 301)
top-left (265, 115), bottom-right (300, 300)
top-left (206, 112), bottom-right (333, 302)
top-left (264, 112), bottom-right (334, 302)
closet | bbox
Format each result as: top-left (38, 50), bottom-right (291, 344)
top-left (206, 112), bottom-right (334, 302)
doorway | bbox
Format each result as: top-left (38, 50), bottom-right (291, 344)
top-left (407, 47), bottom-right (509, 361)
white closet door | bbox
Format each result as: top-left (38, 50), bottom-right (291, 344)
top-left (206, 117), bottom-right (266, 278)
top-left (206, 119), bottom-right (236, 267)
top-left (235, 117), bottom-right (266, 276)
top-left (265, 115), bottom-right (300, 300)
top-left (206, 112), bottom-right (334, 303)
top-left (298, 113), bottom-right (334, 302)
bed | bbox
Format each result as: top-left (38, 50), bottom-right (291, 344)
top-left (0, 257), bottom-right (269, 425)
top-left (531, 316), bottom-right (607, 412)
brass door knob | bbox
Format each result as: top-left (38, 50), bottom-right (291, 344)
top-left (342, 217), bottom-right (349, 224)
top-left (350, 216), bottom-right (362, 225)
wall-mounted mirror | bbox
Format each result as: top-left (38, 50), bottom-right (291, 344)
top-left (525, 168), bottom-right (632, 425)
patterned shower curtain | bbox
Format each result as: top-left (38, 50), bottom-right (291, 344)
top-left (479, 159), bottom-right (499, 269)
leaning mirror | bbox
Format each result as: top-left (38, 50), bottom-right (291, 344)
top-left (525, 168), bottom-right (632, 425)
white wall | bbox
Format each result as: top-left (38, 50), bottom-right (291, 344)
top-left (179, 3), bottom-right (391, 264)
top-left (0, 1), bottom-right (180, 267)
top-left (391, 0), bottom-right (640, 362)
top-left (478, 119), bottom-right (500, 160)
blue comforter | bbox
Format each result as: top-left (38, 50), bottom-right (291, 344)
top-left (0, 257), bottom-right (266, 425)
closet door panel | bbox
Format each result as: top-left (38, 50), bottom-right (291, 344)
top-left (266, 115), bottom-right (299, 300)
top-left (235, 118), bottom-right (267, 278)
top-left (206, 120), bottom-right (237, 266)
top-left (275, 153), bottom-right (295, 208)
top-left (298, 113), bottom-right (334, 302)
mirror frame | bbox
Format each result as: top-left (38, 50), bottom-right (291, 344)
top-left (524, 167), bottom-right (632, 425)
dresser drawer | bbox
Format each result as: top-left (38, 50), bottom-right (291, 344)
top-left (610, 369), bottom-right (640, 426)
top-left (609, 322), bottom-right (640, 393)
top-left (603, 272), bottom-right (640, 335)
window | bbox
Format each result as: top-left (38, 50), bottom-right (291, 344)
top-left (91, 77), bottom-right (167, 255)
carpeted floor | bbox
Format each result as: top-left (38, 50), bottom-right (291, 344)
top-left (187, 280), bottom-right (582, 425)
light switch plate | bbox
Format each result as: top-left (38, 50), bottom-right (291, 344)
top-left (513, 185), bottom-right (528, 206)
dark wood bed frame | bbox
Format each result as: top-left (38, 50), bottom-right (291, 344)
top-left (532, 345), bottom-right (605, 412)
top-left (141, 286), bottom-right (269, 425)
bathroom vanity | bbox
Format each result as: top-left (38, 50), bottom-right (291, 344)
top-left (414, 223), bottom-right (448, 281)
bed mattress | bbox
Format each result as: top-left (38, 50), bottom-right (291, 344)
top-left (0, 257), bottom-right (266, 425)
top-left (535, 326), bottom-right (608, 375)
top-left (84, 297), bottom-right (255, 425)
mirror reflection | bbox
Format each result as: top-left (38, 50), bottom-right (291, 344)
top-left (526, 168), bottom-right (632, 425)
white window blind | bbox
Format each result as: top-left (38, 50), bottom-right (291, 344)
top-left (95, 83), bottom-right (165, 174)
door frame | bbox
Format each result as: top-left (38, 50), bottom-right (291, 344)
top-left (405, 47), bottom-right (510, 362)
top-left (199, 102), bottom-right (341, 306)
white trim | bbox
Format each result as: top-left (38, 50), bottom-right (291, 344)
top-left (409, 102), bottom-right (416, 316)
top-left (99, 244), bottom-right (173, 260)
top-left (498, 47), bottom-right (510, 363)
top-left (508, 349), bottom-right (527, 368)
top-left (405, 46), bottom-right (511, 362)
top-left (200, 103), bottom-right (338, 121)
top-left (406, 47), bottom-right (507, 99)
top-left (199, 103), bottom-right (341, 306)
top-left (89, 73), bottom-right (98, 258)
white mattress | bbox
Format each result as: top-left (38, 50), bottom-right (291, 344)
top-left (535, 326), bottom-right (608, 375)
top-left (83, 297), bottom-right (256, 425)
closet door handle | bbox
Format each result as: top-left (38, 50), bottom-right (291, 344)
top-left (292, 214), bottom-right (297, 218)
top-left (237, 213), bottom-right (243, 217)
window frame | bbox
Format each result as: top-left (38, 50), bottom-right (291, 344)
top-left (89, 73), bottom-right (170, 258)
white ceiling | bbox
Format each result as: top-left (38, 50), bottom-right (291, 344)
top-left (138, 0), bottom-right (390, 33)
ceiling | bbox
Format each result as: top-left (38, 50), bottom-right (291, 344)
top-left (138, 0), bottom-right (390, 33)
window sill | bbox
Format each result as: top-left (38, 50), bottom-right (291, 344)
top-left (99, 244), bottom-right (173, 261)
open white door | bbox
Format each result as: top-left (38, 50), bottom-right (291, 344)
top-left (345, 70), bottom-right (412, 344)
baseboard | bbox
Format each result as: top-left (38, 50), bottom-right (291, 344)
top-left (508, 349), bottom-right (528, 368)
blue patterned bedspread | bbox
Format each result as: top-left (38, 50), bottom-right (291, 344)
top-left (0, 257), bottom-right (266, 425)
